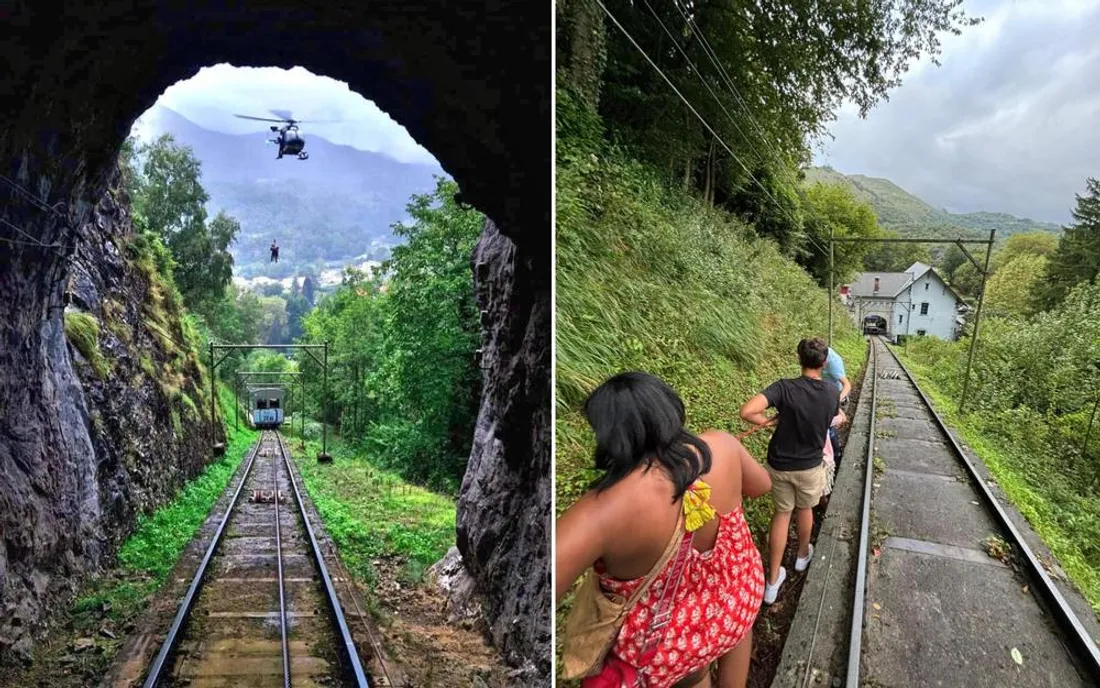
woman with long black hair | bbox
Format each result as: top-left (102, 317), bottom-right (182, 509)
top-left (557, 372), bottom-right (771, 688)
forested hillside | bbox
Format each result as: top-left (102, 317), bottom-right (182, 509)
top-left (135, 106), bottom-right (445, 276)
top-left (804, 166), bottom-right (1061, 240)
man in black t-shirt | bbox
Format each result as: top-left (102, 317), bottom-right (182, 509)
top-left (740, 337), bottom-right (840, 604)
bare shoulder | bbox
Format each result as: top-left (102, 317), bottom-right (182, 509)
top-left (698, 429), bottom-right (742, 454)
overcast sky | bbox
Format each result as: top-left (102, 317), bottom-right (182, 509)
top-left (813, 0), bottom-right (1100, 225)
top-left (132, 65), bottom-right (437, 165)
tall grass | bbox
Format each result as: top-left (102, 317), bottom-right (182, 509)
top-left (555, 138), bottom-right (866, 536)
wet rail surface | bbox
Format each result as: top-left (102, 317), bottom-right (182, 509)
top-left (845, 337), bottom-right (1100, 687)
top-left (140, 431), bottom-right (369, 688)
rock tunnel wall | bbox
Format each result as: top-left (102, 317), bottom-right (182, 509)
top-left (2, 0), bottom-right (550, 678)
top-left (0, 169), bottom-right (218, 658)
top-left (458, 220), bottom-right (551, 679)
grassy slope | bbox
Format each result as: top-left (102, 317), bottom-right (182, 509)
top-left (556, 148), bottom-right (867, 538)
top-left (895, 347), bottom-right (1100, 613)
top-left (554, 126), bottom-right (868, 684)
top-left (284, 430), bottom-right (456, 590)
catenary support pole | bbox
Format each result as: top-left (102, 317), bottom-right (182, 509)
top-left (828, 228), bottom-right (834, 347)
top-left (959, 229), bottom-right (996, 414)
top-left (209, 341), bottom-right (216, 450)
top-left (234, 373), bottom-right (239, 431)
top-left (323, 340), bottom-right (329, 458)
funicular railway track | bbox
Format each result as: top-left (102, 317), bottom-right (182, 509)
top-left (139, 431), bottom-right (370, 688)
top-left (843, 337), bottom-right (1100, 687)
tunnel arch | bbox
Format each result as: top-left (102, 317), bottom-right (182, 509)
top-left (4, 2), bottom-right (549, 248)
top-left (2, 1), bottom-right (550, 679)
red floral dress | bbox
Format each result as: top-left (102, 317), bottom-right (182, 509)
top-left (594, 504), bottom-right (765, 687)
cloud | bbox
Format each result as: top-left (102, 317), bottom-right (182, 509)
top-left (132, 64), bottom-right (437, 165)
top-left (813, 0), bottom-right (1100, 225)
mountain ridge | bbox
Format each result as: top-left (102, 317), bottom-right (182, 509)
top-left (804, 166), bottom-right (1062, 239)
top-left (133, 106), bottom-right (448, 276)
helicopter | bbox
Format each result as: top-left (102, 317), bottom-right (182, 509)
top-left (233, 110), bottom-right (333, 160)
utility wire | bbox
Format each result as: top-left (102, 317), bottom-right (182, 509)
top-left (668, 0), bottom-right (834, 259)
top-left (602, 0), bottom-right (830, 259)
top-left (672, 0), bottom-right (799, 172)
top-left (639, 0), bottom-right (831, 259)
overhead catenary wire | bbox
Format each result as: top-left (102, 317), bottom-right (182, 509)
top-left (671, 0), bottom-right (801, 173)
top-left (659, 0), bottom-right (834, 259)
top-left (601, 0), bottom-right (831, 260)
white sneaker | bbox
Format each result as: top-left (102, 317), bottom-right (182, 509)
top-left (795, 544), bottom-right (814, 572)
top-left (763, 566), bottom-right (787, 605)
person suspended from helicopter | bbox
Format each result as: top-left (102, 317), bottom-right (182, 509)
top-left (270, 240), bottom-right (280, 263)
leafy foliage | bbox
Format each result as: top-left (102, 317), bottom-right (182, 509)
top-left (984, 253), bottom-right (1048, 318)
top-left (300, 178), bottom-right (482, 491)
top-left (799, 181), bottom-right (884, 286)
top-left (1040, 177), bottom-right (1100, 310)
top-left (123, 134), bottom-right (239, 317)
top-left (581, 0), bottom-right (979, 208)
top-left (862, 228), bottom-right (932, 272)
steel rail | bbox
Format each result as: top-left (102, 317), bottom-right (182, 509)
top-left (141, 438), bottom-right (263, 688)
top-left (881, 339), bottom-right (1100, 681)
top-left (272, 431), bottom-right (292, 688)
top-left (845, 337), bottom-right (877, 687)
top-left (275, 433), bottom-right (370, 687)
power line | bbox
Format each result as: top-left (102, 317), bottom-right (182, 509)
top-left (663, 0), bottom-right (832, 258)
top-left (671, 0), bottom-right (798, 172)
top-left (604, 0), bottom-right (830, 258)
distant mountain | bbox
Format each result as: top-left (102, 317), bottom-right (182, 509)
top-left (138, 107), bottom-right (447, 277)
top-left (803, 167), bottom-right (1062, 240)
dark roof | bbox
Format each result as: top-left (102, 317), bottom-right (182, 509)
top-left (846, 261), bottom-right (962, 303)
top-left (847, 271), bottom-right (913, 298)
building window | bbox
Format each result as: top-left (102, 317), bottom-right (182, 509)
top-left (917, 329), bottom-right (927, 336)
top-left (898, 315), bottom-right (903, 323)
top-left (925, 282), bottom-right (929, 290)
top-left (920, 302), bottom-right (929, 315)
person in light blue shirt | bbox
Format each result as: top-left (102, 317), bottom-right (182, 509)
top-left (822, 347), bottom-right (850, 465)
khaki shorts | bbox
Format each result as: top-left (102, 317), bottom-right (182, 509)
top-left (767, 463), bottom-right (826, 511)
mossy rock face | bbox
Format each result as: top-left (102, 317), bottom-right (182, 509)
top-left (63, 311), bottom-right (111, 380)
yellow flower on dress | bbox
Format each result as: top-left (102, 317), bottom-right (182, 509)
top-left (682, 480), bottom-right (717, 532)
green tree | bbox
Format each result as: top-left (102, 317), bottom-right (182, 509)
top-left (994, 231), bottom-right (1059, 269)
top-left (985, 254), bottom-right (1048, 319)
top-left (727, 166), bottom-right (804, 255)
top-left (1040, 178), bottom-right (1100, 309)
top-left (260, 282), bottom-right (286, 298)
top-left (259, 296), bottom-right (289, 344)
top-left (951, 260), bottom-right (984, 299)
top-left (300, 179), bottom-right (483, 490)
top-left (863, 230), bottom-right (932, 272)
top-left (574, 0), bottom-right (980, 204)
top-left (126, 134), bottom-right (239, 315)
top-left (799, 181), bottom-right (883, 286)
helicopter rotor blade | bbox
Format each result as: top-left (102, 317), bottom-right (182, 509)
top-left (234, 114), bottom-right (288, 123)
top-left (269, 109), bottom-right (296, 121)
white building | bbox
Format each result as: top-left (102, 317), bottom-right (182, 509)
top-left (842, 262), bottom-right (964, 341)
